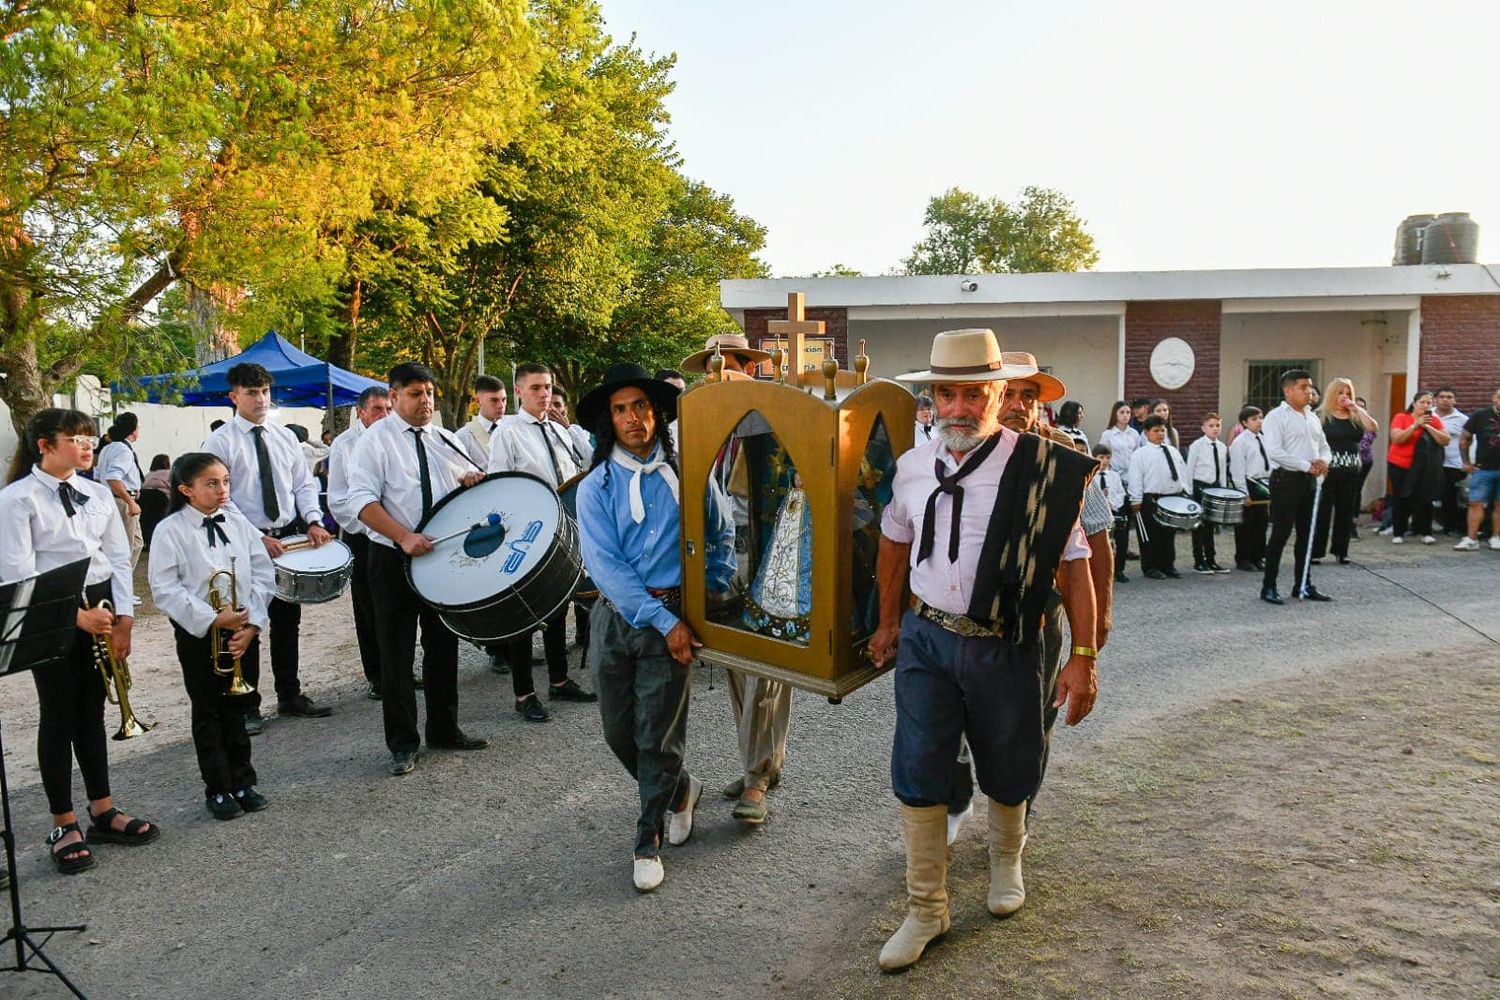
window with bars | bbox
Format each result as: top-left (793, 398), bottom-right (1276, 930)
top-left (1245, 360), bottom-right (1319, 416)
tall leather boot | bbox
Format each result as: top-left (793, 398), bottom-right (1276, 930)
top-left (987, 799), bottom-right (1027, 917)
top-left (879, 803), bottom-right (951, 972)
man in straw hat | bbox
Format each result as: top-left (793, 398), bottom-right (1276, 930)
top-left (574, 363), bottom-right (736, 892)
top-left (869, 329), bottom-right (1100, 971)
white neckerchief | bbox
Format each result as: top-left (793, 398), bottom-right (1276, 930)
top-left (612, 444), bottom-right (678, 523)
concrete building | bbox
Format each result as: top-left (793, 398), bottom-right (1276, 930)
top-left (722, 263), bottom-right (1500, 503)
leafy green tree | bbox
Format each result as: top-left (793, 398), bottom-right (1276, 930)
top-left (902, 185), bottom-right (1099, 275)
top-left (808, 263), bottom-right (865, 277)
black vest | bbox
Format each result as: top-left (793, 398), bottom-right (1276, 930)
top-left (965, 432), bottom-right (1099, 647)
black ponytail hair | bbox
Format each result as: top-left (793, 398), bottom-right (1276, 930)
top-left (6, 408), bottom-right (95, 484)
top-left (169, 451), bottom-right (229, 512)
top-left (588, 398), bottom-right (676, 490)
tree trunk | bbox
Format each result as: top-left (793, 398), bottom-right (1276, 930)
top-left (0, 334), bottom-right (48, 445)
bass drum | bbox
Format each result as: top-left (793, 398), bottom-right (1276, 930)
top-left (557, 470), bottom-right (600, 609)
top-left (405, 472), bottom-right (583, 643)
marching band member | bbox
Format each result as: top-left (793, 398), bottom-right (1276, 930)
top-left (487, 362), bottom-right (596, 720)
top-left (148, 452), bottom-right (275, 820)
top-left (1228, 405), bottom-right (1271, 571)
top-left (1127, 415), bottom-right (1189, 580)
top-left (454, 374), bottom-right (508, 470)
top-left (0, 409), bottom-right (160, 874)
top-left (1185, 413), bottom-right (1231, 574)
top-left (869, 330), bottom-right (1098, 972)
top-left (1259, 369), bottom-right (1333, 605)
top-left (96, 411), bottom-right (146, 571)
top-left (346, 363), bottom-right (490, 776)
top-left (574, 363), bottom-right (736, 892)
top-left (203, 362), bottom-right (334, 733)
top-left (328, 386), bottom-right (393, 699)
top-left (1093, 443), bottom-right (1131, 583)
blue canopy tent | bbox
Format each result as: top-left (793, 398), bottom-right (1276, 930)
top-left (114, 331), bottom-right (384, 408)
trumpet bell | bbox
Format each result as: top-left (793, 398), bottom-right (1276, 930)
top-left (113, 712), bottom-right (156, 741)
top-left (226, 674), bottom-right (255, 697)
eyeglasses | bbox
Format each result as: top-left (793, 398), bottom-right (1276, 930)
top-left (62, 435), bottom-right (99, 449)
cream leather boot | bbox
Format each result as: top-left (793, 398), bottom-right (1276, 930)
top-left (879, 804), bottom-right (951, 972)
top-left (987, 800), bottom-right (1027, 916)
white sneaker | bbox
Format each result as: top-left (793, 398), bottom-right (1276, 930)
top-left (632, 855), bottom-right (664, 892)
top-left (1490, 535), bottom-right (1500, 551)
top-left (1421, 535), bottom-right (1436, 545)
top-left (1454, 536), bottom-right (1480, 551)
top-left (665, 774), bottom-right (702, 846)
top-left (1376, 526), bottom-right (1392, 536)
top-left (1392, 535), bottom-right (1404, 544)
top-left (946, 801), bottom-right (974, 846)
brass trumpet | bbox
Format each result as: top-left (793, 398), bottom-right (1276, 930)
top-left (87, 598), bottom-right (155, 741)
top-left (208, 559), bottom-right (255, 697)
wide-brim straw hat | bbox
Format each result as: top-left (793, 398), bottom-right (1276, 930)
top-left (896, 328), bottom-right (1040, 385)
top-left (576, 363), bottom-right (682, 431)
top-left (680, 332), bottom-right (772, 374)
top-left (999, 351), bottom-right (1067, 402)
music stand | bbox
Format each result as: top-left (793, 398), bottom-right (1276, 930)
top-left (0, 557), bottom-right (92, 999)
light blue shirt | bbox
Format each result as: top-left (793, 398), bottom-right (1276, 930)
top-left (577, 443), bottom-right (735, 636)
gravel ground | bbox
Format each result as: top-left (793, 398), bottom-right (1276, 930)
top-left (3, 529), bottom-right (1497, 999)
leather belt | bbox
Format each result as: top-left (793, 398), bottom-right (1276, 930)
top-left (604, 587), bottom-right (682, 617)
top-left (915, 601), bottom-right (1002, 639)
top-left (263, 520), bottom-right (307, 540)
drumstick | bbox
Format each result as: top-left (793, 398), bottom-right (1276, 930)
top-left (429, 512), bottom-right (503, 546)
top-left (1134, 508), bottom-right (1150, 544)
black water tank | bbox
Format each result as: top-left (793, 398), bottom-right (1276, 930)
top-left (1392, 213), bottom-right (1435, 265)
top-left (1420, 212), bottom-right (1480, 264)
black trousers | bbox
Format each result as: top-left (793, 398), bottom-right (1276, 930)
top-left (1191, 480), bottom-right (1218, 566)
top-left (344, 533), bottom-right (383, 687)
top-left (508, 608), bottom-right (569, 700)
top-left (1140, 495), bottom-right (1178, 573)
top-left (173, 624), bottom-right (256, 796)
top-left (1312, 466), bottom-right (1361, 560)
top-left (367, 542), bottom-right (460, 754)
top-left (1263, 469), bottom-right (1316, 592)
top-left (33, 583), bottom-right (113, 816)
top-left (1440, 467), bottom-right (1466, 533)
top-left (1389, 463), bottom-right (1433, 537)
top-left (1235, 503), bottom-right (1269, 566)
top-left (1111, 515), bottom-right (1130, 570)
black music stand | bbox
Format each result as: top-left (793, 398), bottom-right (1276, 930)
top-left (0, 558), bottom-right (92, 999)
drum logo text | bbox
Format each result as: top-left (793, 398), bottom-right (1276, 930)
top-left (503, 520), bottom-right (544, 573)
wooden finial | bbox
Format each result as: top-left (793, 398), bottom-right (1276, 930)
top-left (769, 340), bottom-right (784, 383)
top-left (854, 338), bottom-right (870, 385)
top-left (709, 344), bottom-right (725, 383)
top-left (822, 352), bottom-right (839, 400)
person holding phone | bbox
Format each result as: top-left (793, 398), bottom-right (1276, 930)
top-left (1386, 390), bottom-right (1450, 543)
top-left (1312, 379), bottom-right (1377, 564)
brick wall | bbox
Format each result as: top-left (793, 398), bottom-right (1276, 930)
top-left (742, 307), bottom-right (849, 367)
top-left (1419, 295), bottom-right (1500, 409)
top-left (1125, 300), bottom-right (1223, 445)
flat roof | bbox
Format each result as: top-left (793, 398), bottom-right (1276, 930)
top-left (721, 263), bottom-right (1500, 313)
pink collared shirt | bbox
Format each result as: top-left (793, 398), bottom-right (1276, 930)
top-left (881, 428), bottom-right (1090, 616)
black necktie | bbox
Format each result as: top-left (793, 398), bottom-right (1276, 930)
top-left (411, 428), bottom-right (433, 518)
top-left (1256, 435), bottom-right (1269, 473)
top-left (250, 426), bottom-right (281, 522)
top-left (1161, 445), bottom-right (1179, 482)
top-left (202, 513), bottom-right (230, 548)
top-left (918, 433), bottom-right (1002, 564)
top-left (534, 421), bottom-right (563, 485)
top-left (57, 482), bottom-right (88, 517)
top-left (1213, 443), bottom-right (1222, 486)
top-left (921, 425), bottom-right (931, 440)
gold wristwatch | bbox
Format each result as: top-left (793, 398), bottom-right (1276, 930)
top-left (1071, 645), bottom-right (1098, 659)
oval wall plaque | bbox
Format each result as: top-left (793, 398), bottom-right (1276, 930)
top-left (1149, 337), bottom-right (1195, 390)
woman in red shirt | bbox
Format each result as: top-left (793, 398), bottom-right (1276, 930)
top-left (1385, 390), bottom-right (1450, 543)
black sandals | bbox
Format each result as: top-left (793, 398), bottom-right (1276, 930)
top-left (46, 822), bottom-right (95, 875)
top-left (86, 806), bottom-right (161, 846)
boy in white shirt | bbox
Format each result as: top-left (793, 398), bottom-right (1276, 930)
top-left (1185, 413), bottom-right (1231, 574)
top-left (1092, 443), bottom-right (1129, 584)
top-left (1227, 406), bottom-right (1271, 571)
top-left (1127, 416), bottom-right (1188, 579)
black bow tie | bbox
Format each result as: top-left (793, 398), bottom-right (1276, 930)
top-left (202, 513), bottom-right (230, 548)
top-left (57, 482), bottom-right (89, 517)
top-left (917, 433), bottom-right (1002, 564)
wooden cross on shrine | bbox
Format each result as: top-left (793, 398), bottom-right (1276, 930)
top-left (765, 291), bottom-right (824, 383)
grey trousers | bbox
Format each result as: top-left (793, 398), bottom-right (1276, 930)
top-left (725, 670), bottom-right (791, 792)
top-left (114, 496), bottom-right (143, 569)
top-left (590, 601), bottom-right (692, 857)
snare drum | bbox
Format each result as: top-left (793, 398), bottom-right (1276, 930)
top-left (1153, 495), bottom-right (1203, 531)
top-left (406, 472), bottom-right (583, 643)
top-left (1200, 487), bottom-right (1247, 525)
top-left (272, 536), bottom-right (354, 603)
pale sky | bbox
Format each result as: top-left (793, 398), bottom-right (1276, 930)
top-left (600, 0), bottom-right (1500, 277)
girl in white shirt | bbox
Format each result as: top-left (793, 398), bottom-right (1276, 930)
top-left (148, 453), bottom-right (275, 821)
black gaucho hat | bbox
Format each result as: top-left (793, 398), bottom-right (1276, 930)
top-left (575, 363), bottom-right (681, 430)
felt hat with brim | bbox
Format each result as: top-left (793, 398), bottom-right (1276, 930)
top-left (576, 363), bottom-right (681, 432)
top-left (680, 332), bottom-right (772, 374)
top-left (896, 328), bottom-right (1039, 385)
top-left (998, 351), bottom-right (1067, 402)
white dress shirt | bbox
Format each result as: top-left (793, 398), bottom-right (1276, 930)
top-left (148, 505), bottom-right (275, 636)
top-left (1184, 436), bottom-right (1229, 487)
top-left (0, 468), bottom-right (134, 608)
top-left (880, 430), bottom-right (1090, 616)
top-left (326, 421), bottom-right (369, 537)
top-left (1261, 402), bottom-right (1332, 473)
top-left (1228, 430), bottom-right (1272, 490)
top-left (1099, 426), bottom-right (1141, 476)
top-left (1127, 443), bottom-right (1188, 502)
top-left (913, 421), bottom-right (936, 445)
top-left (97, 440), bottom-right (143, 492)
top-left (345, 411), bottom-right (473, 548)
top-left (564, 422), bottom-right (592, 463)
top-left (454, 415), bottom-right (500, 470)
top-left (1098, 468), bottom-right (1127, 512)
top-left (204, 414), bottom-right (323, 530)
top-left (487, 410), bottom-right (580, 487)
